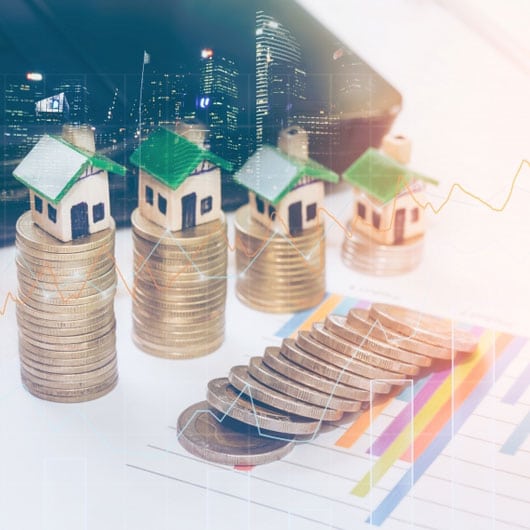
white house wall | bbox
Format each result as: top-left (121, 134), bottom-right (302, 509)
top-left (138, 168), bottom-right (221, 232)
top-left (250, 181), bottom-right (324, 234)
top-left (30, 172), bottom-right (111, 242)
top-left (352, 187), bottom-right (425, 245)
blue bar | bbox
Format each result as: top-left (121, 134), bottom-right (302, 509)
top-left (396, 374), bottom-right (430, 402)
top-left (274, 293), bottom-right (330, 338)
top-left (367, 335), bottom-right (526, 526)
top-left (331, 296), bottom-right (359, 316)
top-left (500, 411), bottom-right (530, 455)
top-left (502, 360), bottom-right (530, 405)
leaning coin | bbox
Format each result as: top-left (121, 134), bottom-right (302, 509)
top-left (207, 378), bottom-right (320, 435)
top-left (323, 314), bottom-right (431, 368)
top-left (369, 303), bottom-right (478, 353)
top-left (262, 346), bottom-right (367, 401)
top-left (228, 365), bottom-right (342, 422)
top-left (320, 318), bottom-right (419, 377)
top-left (248, 356), bottom-right (360, 413)
top-left (177, 401), bottom-right (294, 466)
top-left (297, 331), bottom-right (402, 386)
top-left (347, 308), bottom-right (446, 361)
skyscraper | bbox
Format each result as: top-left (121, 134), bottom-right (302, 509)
top-left (198, 48), bottom-right (240, 167)
top-left (255, 10), bottom-right (305, 147)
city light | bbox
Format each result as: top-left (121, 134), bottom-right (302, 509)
top-left (201, 48), bottom-right (214, 59)
top-left (26, 72), bottom-right (43, 81)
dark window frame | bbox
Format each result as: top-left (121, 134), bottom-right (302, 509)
top-left (92, 202), bottom-right (105, 223)
top-left (306, 202), bottom-right (317, 221)
top-left (48, 203), bottom-right (57, 223)
top-left (145, 185), bottom-right (154, 206)
top-left (357, 202), bottom-right (366, 219)
top-left (34, 195), bottom-right (43, 213)
top-left (200, 196), bottom-right (213, 215)
top-left (158, 193), bottom-right (167, 215)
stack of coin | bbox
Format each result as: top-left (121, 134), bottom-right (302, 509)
top-left (177, 302), bottom-right (478, 465)
top-left (131, 208), bottom-right (227, 359)
top-left (235, 205), bottom-right (325, 313)
top-left (15, 211), bottom-right (118, 403)
top-left (341, 221), bottom-right (424, 275)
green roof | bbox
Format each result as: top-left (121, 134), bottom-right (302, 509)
top-left (130, 127), bottom-right (233, 189)
top-left (342, 148), bottom-right (438, 204)
top-left (234, 145), bottom-right (339, 205)
top-left (12, 134), bottom-right (126, 204)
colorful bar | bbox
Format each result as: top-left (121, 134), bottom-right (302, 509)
top-left (367, 335), bottom-right (526, 526)
top-left (289, 293), bottom-right (343, 337)
top-left (351, 330), bottom-right (497, 498)
top-left (335, 388), bottom-right (401, 449)
top-left (502, 359), bottom-right (530, 405)
top-left (500, 411), bottom-right (530, 455)
top-left (401, 332), bottom-right (513, 463)
top-left (369, 369), bottom-right (449, 457)
top-left (395, 374), bottom-right (429, 402)
top-left (274, 302), bottom-right (324, 339)
top-left (332, 296), bottom-right (360, 316)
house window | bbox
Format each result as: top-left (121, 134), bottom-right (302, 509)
top-left (306, 202), bottom-right (317, 221)
top-left (357, 202), bottom-right (366, 219)
top-left (145, 185), bottom-right (154, 205)
top-left (93, 202), bottom-right (105, 223)
top-left (34, 195), bottom-right (43, 213)
top-left (256, 196), bottom-right (265, 214)
top-left (48, 204), bottom-right (57, 223)
top-left (201, 196), bottom-right (213, 215)
top-left (158, 193), bottom-right (167, 215)
top-left (268, 204), bottom-right (276, 219)
top-left (411, 207), bottom-right (420, 222)
top-left (372, 211), bottom-right (381, 229)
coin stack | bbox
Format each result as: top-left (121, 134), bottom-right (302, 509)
top-left (131, 208), bottom-right (227, 359)
top-left (15, 211), bottom-right (118, 403)
top-left (177, 302), bottom-right (478, 466)
top-left (341, 224), bottom-right (424, 276)
top-left (235, 205), bottom-right (325, 313)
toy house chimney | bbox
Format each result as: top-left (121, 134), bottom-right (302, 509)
top-left (381, 133), bottom-right (411, 165)
top-left (175, 120), bottom-right (208, 148)
top-left (278, 125), bottom-right (309, 161)
top-left (61, 123), bottom-right (96, 152)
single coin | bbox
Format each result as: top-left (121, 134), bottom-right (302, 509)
top-left (369, 303), bottom-right (478, 353)
top-left (324, 314), bottom-right (431, 368)
top-left (177, 400), bottom-right (294, 466)
top-left (346, 308), bottom-right (444, 362)
top-left (320, 317), bottom-right (419, 377)
top-left (248, 357), bottom-right (361, 413)
top-left (228, 365), bottom-right (342, 422)
top-left (262, 346), bottom-right (367, 401)
top-left (287, 334), bottom-right (395, 393)
top-left (206, 378), bottom-right (320, 435)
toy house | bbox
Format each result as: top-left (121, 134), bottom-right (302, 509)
top-left (13, 129), bottom-right (126, 242)
top-left (130, 126), bottom-right (232, 231)
top-left (342, 135), bottom-right (437, 245)
top-left (234, 126), bottom-right (339, 236)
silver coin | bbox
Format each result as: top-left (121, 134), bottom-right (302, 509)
top-left (177, 401), bottom-right (295, 466)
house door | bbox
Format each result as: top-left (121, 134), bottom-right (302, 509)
top-left (71, 202), bottom-right (89, 239)
top-left (181, 193), bottom-right (197, 230)
top-left (394, 208), bottom-right (406, 244)
top-left (288, 201), bottom-right (303, 235)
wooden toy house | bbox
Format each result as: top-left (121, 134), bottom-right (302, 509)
top-left (130, 126), bottom-right (232, 231)
top-left (342, 136), bottom-right (437, 245)
top-left (235, 127), bottom-right (339, 235)
top-left (13, 133), bottom-right (126, 242)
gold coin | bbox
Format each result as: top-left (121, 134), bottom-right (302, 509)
top-left (132, 331), bottom-right (224, 359)
top-left (16, 211), bottom-right (115, 254)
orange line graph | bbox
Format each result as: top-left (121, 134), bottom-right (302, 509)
top-left (0, 158), bottom-right (527, 315)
